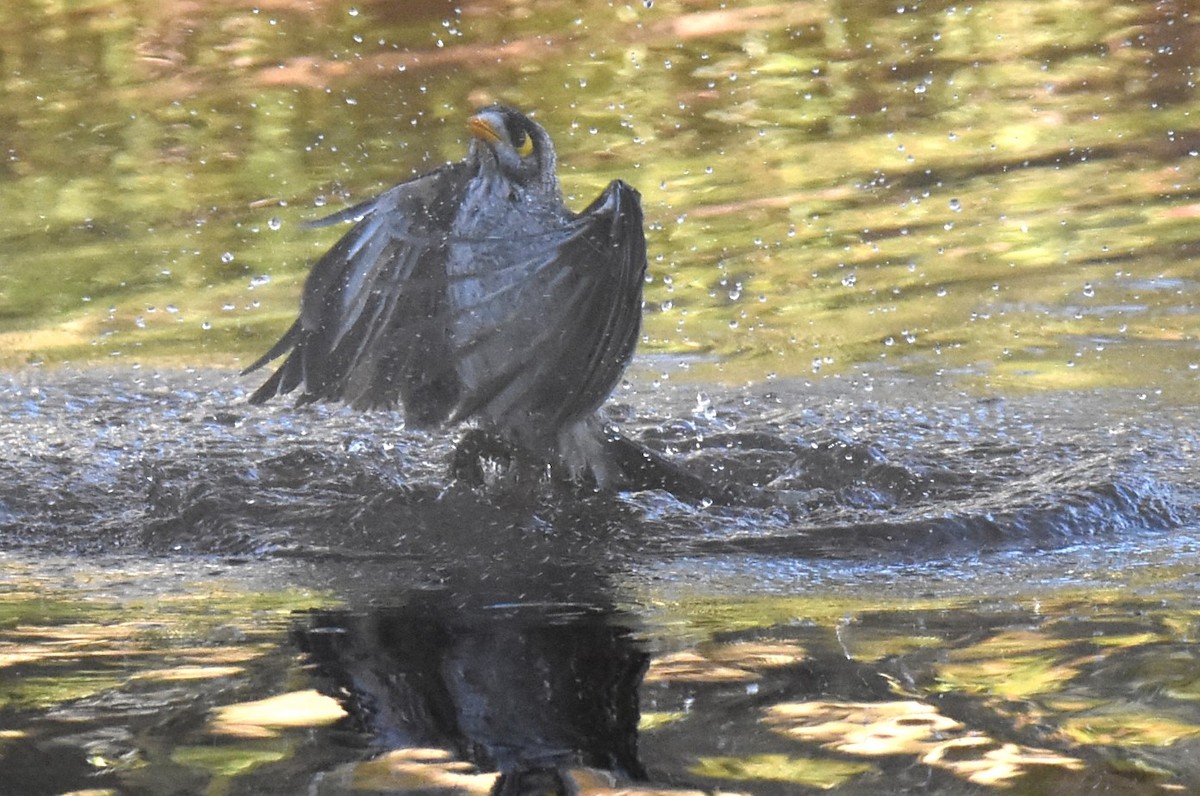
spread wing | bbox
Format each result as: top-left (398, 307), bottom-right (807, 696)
top-left (446, 180), bottom-right (646, 429)
top-left (243, 163), bottom-right (471, 425)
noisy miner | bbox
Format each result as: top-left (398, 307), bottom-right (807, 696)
top-left (244, 105), bottom-right (743, 501)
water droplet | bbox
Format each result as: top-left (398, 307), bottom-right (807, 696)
top-left (1082, 283), bottom-right (1095, 298)
top-left (221, 251), bottom-right (235, 263)
top-left (268, 217), bottom-right (282, 231)
top-left (948, 197), bottom-right (962, 212)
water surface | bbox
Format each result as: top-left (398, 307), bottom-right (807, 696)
top-left (3, 368), bottom-right (1199, 793)
top-left (2, 0), bottom-right (1200, 793)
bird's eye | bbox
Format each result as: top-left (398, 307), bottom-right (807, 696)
top-left (513, 129), bottom-right (535, 157)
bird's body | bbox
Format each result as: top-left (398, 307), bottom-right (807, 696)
top-left (244, 106), bottom-right (648, 489)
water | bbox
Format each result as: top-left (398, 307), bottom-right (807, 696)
top-left (3, 368), bottom-right (1199, 793)
top-left (3, 0), bottom-right (1200, 793)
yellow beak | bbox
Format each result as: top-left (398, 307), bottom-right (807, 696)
top-left (467, 113), bottom-right (503, 144)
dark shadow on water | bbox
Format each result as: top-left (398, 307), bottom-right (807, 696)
top-left (291, 599), bottom-right (649, 793)
top-left (235, 540), bottom-right (671, 793)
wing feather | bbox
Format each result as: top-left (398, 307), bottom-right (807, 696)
top-left (447, 180), bottom-right (646, 429)
top-left (243, 163), bottom-right (470, 423)
top-left (246, 168), bottom-right (645, 439)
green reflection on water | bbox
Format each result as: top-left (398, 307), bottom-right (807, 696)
top-left (692, 753), bottom-right (875, 787)
top-left (2, 554), bottom-right (1200, 792)
top-left (1, 0), bottom-right (1197, 396)
top-left (0, 559), bottom-right (334, 715)
top-left (632, 573), bottom-right (1200, 791)
top-left (171, 743), bottom-right (292, 779)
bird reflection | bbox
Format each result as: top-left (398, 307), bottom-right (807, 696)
top-left (292, 595), bottom-right (648, 794)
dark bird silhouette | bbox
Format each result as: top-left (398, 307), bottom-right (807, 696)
top-left (292, 600), bottom-right (649, 791)
top-left (244, 105), bottom-right (755, 501)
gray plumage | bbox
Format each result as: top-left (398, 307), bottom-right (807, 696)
top-left (244, 106), bottom-right (647, 488)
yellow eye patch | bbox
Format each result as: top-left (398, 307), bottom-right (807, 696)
top-left (514, 130), bottom-right (535, 157)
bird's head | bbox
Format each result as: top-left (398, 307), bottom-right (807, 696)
top-left (466, 105), bottom-right (560, 196)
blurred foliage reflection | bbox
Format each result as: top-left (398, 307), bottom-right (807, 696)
top-left (1, 0), bottom-right (1198, 394)
top-left (4, 556), bottom-right (1200, 793)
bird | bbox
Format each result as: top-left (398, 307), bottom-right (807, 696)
top-left (242, 105), bottom-right (658, 491)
